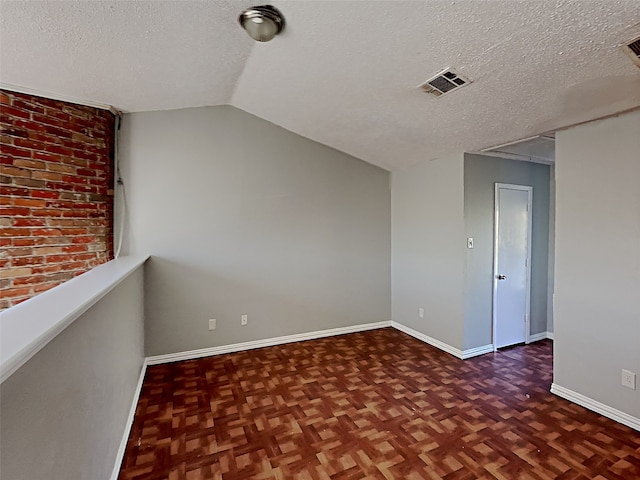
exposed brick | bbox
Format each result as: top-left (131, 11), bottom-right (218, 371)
top-left (0, 186), bottom-right (30, 196)
top-left (32, 209), bottom-right (64, 217)
top-left (13, 158), bottom-right (46, 169)
top-left (0, 207), bottom-right (31, 216)
top-left (31, 112), bottom-right (65, 128)
top-left (71, 236), bottom-right (95, 244)
top-left (14, 198), bottom-right (47, 208)
top-left (62, 245), bottom-right (88, 253)
top-left (2, 286), bottom-right (32, 297)
top-left (13, 137), bottom-right (43, 150)
top-left (31, 264), bottom-right (62, 274)
top-left (32, 228), bottom-right (62, 237)
top-left (0, 267), bottom-right (32, 279)
top-left (47, 163), bottom-right (76, 174)
top-left (32, 171), bottom-right (64, 181)
top-left (14, 178), bottom-right (46, 188)
top-left (13, 237), bottom-right (45, 247)
top-left (32, 151), bottom-right (60, 163)
top-left (1, 127), bottom-right (29, 138)
top-left (12, 256), bottom-right (46, 267)
top-left (32, 246), bottom-right (63, 256)
top-left (33, 283), bottom-right (58, 294)
top-left (13, 119), bottom-right (47, 133)
top-left (0, 227), bottom-right (28, 237)
top-left (1, 144), bottom-right (32, 159)
top-left (1, 90), bottom-right (114, 310)
top-left (31, 190), bottom-right (60, 199)
top-left (2, 166), bottom-right (32, 178)
top-left (46, 254), bottom-right (72, 263)
top-left (47, 218), bottom-right (76, 227)
top-left (1, 106), bottom-right (31, 120)
top-left (13, 275), bottom-right (46, 285)
top-left (4, 247), bottom-right (33, 257)
top-left (13, 218), bottom-right (46, 227)
top-left (12, 99), bottom-right (46, 115)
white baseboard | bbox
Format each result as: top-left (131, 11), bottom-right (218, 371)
top-left (391, 321), bottom-right (492, 360)
top-left (110, 359), bottom-right (148, 480)
top-left (550, 383), bottom-right (640, 432)
top-left (462, 344), bottom-right (494, 359)
top-left (391, 321), bottom-right (464, 358)
top-left (529, 331), bottom-right (554, 343)
top-left (146, 321), bottom-right (392, 365)
top-left (529, 332), bottom-right (546, 342)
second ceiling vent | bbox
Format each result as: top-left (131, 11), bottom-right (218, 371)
top-left (622, 35), bottom-right (640, 68)
top-left (419, 68), bottom-right (472, 97)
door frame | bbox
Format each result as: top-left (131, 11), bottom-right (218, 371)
top-left (492, 183), bottom-right (533, 351)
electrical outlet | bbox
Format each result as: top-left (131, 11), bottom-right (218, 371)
top-left (418, 308), bottom-right (424, 318)
top-left (241, 314), bottom-right (248, 326)
top-left (208, 319), bottom-right (216, 331)
top-left (467, 237), bottom-right (474, 249)
top-left (622, 369), bottom-right (636, 389)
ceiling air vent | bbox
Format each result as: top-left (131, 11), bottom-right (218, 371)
top-left (419, 68), bottom-right (472, 97)
top-left (622, 35), bottom-right (640, 68)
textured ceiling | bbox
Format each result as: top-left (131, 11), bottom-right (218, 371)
top-left (2, 1), bottom-right (639, 170)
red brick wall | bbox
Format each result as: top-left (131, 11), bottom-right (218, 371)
top-left (1, 90), bottom-right (115, 310)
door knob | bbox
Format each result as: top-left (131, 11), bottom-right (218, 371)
top-left (497, 275), bottom-right (507, 280)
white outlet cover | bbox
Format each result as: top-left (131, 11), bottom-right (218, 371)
top-left (241, 314), bottom-right (248, 325)
top-left (622, 369), bottom-right (636, 389)
top-left (208, 319), bottom-right (216, 331)
top-left (418, 308), bottom-right (425, 318)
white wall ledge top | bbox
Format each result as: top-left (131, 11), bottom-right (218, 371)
top-left (1, 254), bottom-right (149, 383)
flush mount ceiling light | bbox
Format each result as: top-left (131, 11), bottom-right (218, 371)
top-left (238, 5), bottom-right (285, 42)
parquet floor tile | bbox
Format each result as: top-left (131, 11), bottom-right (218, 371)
top-left (118, 328), bottom-right (640, 480)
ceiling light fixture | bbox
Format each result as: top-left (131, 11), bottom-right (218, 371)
top-left (238, 5), bottom-right (285, 42)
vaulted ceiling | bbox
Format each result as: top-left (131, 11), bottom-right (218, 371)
top-left (2, 1), bottom-right (639, 170)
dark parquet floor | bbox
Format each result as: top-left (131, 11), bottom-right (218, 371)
top-left (118, 328), bottom-right (640, 480)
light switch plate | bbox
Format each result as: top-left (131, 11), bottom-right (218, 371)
top-left (467, 237), bottom-right (474, 249)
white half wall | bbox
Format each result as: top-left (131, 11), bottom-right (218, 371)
top-left (554, 109), bottom-right (640, 421)
top-left (120, 105), bottom-right (391, 356)
top-left (391, 154), bottom-right (465, 350)
top-left (0, 266), bottom-right (145, 480)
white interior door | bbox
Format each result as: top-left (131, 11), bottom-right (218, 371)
top-left (493, 183), bottom-right (532, 349)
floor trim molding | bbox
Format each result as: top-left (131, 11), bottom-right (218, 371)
top-left (462, 344), bottom-right (494, 359)
top-left (146, 321), bottom-right (392, 366)
top-left (391, 322), bottom-right (464, 358)
top-left (391, 322), bottom-right (491, 360)
top-left (110, 359), bottom-right (148, 480)
top-left (530, 331), bottom-right (554, 343)
top-left (550, 383), bottom-right (640, 432)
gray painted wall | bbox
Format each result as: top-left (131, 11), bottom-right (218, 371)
top-left (120, 105), bottom-right (391, 356)
top-left (463, 154), bottom-right (551, 349)
top-left (554, 110), bottom-right (640, 418)
top-left (0, 267), bottom-right (145, 480)
top-left (391, 154), bottom-right (465, 350)
top-left (547, 165), bottom-right (555, 333)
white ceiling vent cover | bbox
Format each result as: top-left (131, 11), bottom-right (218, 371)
top-left (622, 35), bottom-right (640, 68)
top-left (419, 68), bottom-right (472, 97)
